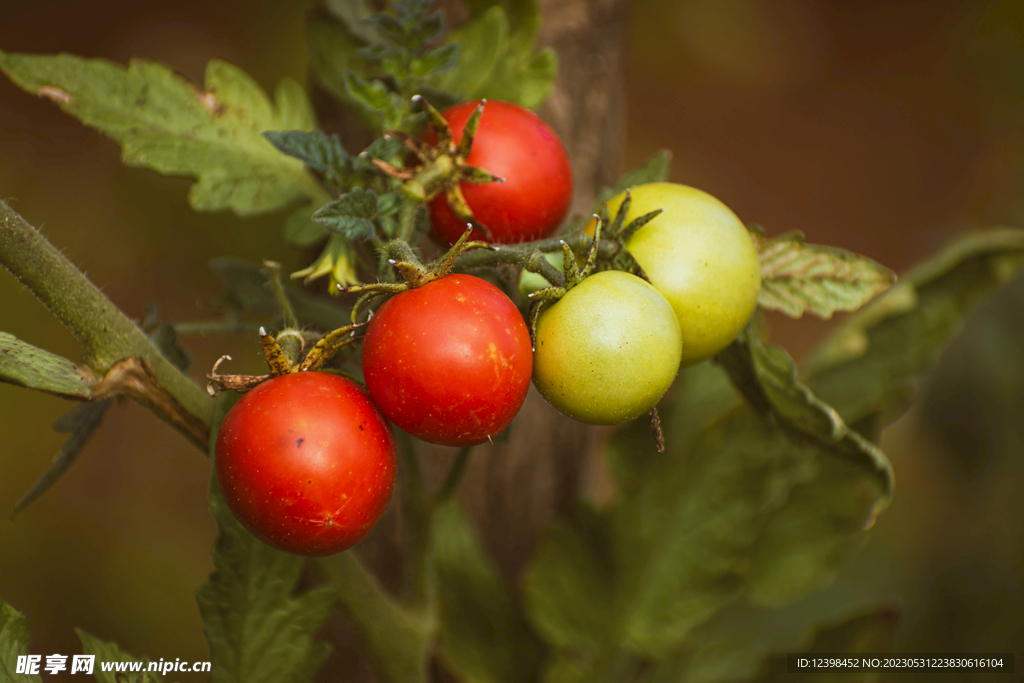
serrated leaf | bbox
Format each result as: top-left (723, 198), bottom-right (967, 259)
top-left (284, 202), bottom-right (329, 248)
top-left (365, 14), bottom-right (407, 46)
top-left (413, 10), bottom-right (446, 46)
top-left (197, 394), bottom-right (336, 683)
top-left (805, 228), bottom-right (1024, 426)
top-left (0, 331), bottom-right (91, 398)
top-left (410, 43), bottom-right (459, 79)
top-left (11, 400), bottom-right (110, 517)
top-left (752, 606), bottom-right (899, 682)
top-left (262, 130), bottom-right (349, 180)
top-left (716, 328), bottom-right (894, 503)
top-left (757, 232), bottom-right (896, 319)
top-left (312, 188), bottom-right (378, 241)
top-left (343, 71), bottom-right (404, 132)
top-left (433, 501), bottom-right (545, 683)
top-left (77, 629), bottom-right (162, 683)
top-left (0, 52), bottom-right (328, 216)
top-left (0, 601), bottom-right (41, 683)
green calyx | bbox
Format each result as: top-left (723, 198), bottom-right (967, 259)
top-left (339, 225), bottom-right (493, 323)
top-left (362, 96), bottom-right (503, 238)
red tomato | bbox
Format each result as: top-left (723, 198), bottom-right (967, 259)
top-left (362, 274), bottom-right (533, 446)
top-left (428, 99), bottom-right (573, 244)
top-left (215, 372), bottom-right (396, 556)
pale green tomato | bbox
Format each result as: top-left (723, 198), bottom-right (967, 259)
top-left (533, 270), bottom-right (682, 425)
top-left (590, 183), bottom-right (761, 365)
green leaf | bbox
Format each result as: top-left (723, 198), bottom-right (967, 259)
top-left (564, 150), bottom-right (674, 234)
top-left (433, 501), bottom-right (545, 683)
top-left (343, 71), bottom-right (404, 132)
top-left (77, 629), bottom-right (162, 683)
top-left (307, 12), bottom-right (373, 105)
top-left (0, 601), bottom-right (41, 683)
top-left (524, 521), bottom-right (617, 653)
top-left (540, 657), bottom-right (592, 683)
top-left (283, 202), bottom-right (329, 248)
top-left (312, 188), bottom-right (379, 241)
top-left (640, 637), bottom-right (761, 683)
top-left (316, 553), bottom-right (431, 683)
top-left (603, 360), bottom-right (738, 493)
top-left (472, 0), bottom-right (556, 109)
top-left (805, 228), bottom-right (1024, 426)
top-left (477, 46), bottom-right (557, 111)
top-left (756, 232), bottom-right (896, 319)
top-left (262, 130), bottom-right (349, 182)
top-left (11, 400), bottom-right (110, 517)
top-left (197, 396), bottom-right (336, 683)
top-left (610, 414), bottom-right (820, 657)
top-left (0, 331), bottom-right (91, 398)
top-left (745, 455), bottom-right (883, 607)
top-left (410, 43), bottom-right (460, 79)
top-left (430, 7), bottom-right (509, 97)
top-left (599, 151), bottom-right (673, 208)
top-left (716, 329), bottom-right (894, 502)
top-left (0, 51), bottom-right (327, 216)
top-left (752, 606), bottom-right (900, 683)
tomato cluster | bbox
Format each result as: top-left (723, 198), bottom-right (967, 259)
top-left (214, 100), bottom-right (762, 557)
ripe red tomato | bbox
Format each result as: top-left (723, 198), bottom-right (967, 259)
top-left (215, 372), bottom-right (396, 556)
top-left (362, 274), bottom-right (533, 446)
top-left (428, 99), bottom-right (573, 244)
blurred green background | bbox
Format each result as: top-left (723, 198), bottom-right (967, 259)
top-left (1, 0), bottom-right (1021, 679)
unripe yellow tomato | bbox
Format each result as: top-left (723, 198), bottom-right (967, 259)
top-left (588, 183), bottom-right (761, 365)
top-left (533, 270), bottom-right (682, 425)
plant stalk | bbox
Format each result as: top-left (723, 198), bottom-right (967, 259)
top-left (0, 199), bottom-right (213, 448)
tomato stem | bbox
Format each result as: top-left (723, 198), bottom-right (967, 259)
top-left (262, 260), bottom-right (298, 330)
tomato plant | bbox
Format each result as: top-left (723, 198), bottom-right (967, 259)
top-left (215, 371), bottom-right (397, 556)
top-left (7, 1), bottom-right (979, 680)
top-left (361, 273), bottom-right (533, 446)
top-left (592, 182), bottom-right (762, 365)
top-left (532, 270), bottom-right (682, 425)
top-left (428, 99), bottom-right (573, 244)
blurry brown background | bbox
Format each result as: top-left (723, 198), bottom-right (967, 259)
top-left (1, 0), bottom-right (1022, 678)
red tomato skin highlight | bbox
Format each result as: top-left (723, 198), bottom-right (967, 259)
top-left (215, 372), bottom-right (397, 556)
top-left (362, 274), bottom-right (533, 446)
top-left (428, 99), bottom-right (573, 244)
